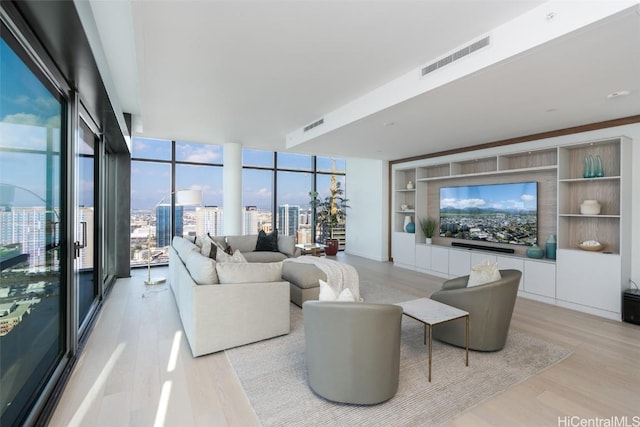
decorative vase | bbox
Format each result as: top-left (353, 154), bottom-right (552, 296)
top-left (526, 244), bottom-right (544, 259)
top-left (406, 181), bottom-right (414, 190)
top-left (595, 155), bottom-right (604, 177)
top-left (545, 234), bottom-right (557, 260)
top-left (583, 155), bottom-right (595, 178)
top-left (425, 237), bottom-right (433, 245)
top-left (406, 222), bottom-right (415, 233)
top-left (403, 215), bottom-right (412, 232)
top-left (580, 199), bottom-right (601, 215)
top-left (324, 239), bottom-right (339, 256)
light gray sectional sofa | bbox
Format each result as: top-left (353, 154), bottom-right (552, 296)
top-left (169, 236), bottom-right (291, 357)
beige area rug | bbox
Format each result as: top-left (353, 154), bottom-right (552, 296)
top-left (226, 280), bottom-right (571, 426)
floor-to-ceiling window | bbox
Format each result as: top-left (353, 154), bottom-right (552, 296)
top-left (130, 138), bottom-right (223, 266)
top-left (0, 30), bottom-right (65, 427)
top-left (242, 150), bottom-right (347, 246)
top-left (175, 141), bottom-right (223, 238)
top-left (276, 153), bottom-right (313, 242)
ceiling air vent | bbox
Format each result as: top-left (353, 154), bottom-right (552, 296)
top-left (304, 118), bottom-right (324, 132)
top-left (421, 36), bottom-right (490, 77)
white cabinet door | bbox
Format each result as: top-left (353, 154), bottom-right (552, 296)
top-left (392, 232), bottom-right (415, 267)
top-left (449, 249), bottom-right (471, 277)
top-left (496, 256), bottom-right (524, 291)
top-left (557, 249), bottom-right (621, 313)
top-left (523, 260), bottom-right (556, 298)
top-left (415, 244), bottom-right (431, 271)
top-left (430, 246), bottom-right (449, 275)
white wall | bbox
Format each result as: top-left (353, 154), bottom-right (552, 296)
top-left (344, 158), bottom-right (389, 261)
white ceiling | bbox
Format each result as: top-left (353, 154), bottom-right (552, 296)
top-left (88, 1), bottom-right (640, 161)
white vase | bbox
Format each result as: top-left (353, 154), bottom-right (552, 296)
top-left (580, 199), bottom-right (601, 215)
top-left (406, 181), bottom-right (414, 190)
top-left (403, 215), bottom-right (412, 232)
top-left (425, 238), bottom-right (432, 245)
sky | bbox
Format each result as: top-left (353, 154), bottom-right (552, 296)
top-left (440, 182), bottom-right (537, 211)
top-left (1, 38), bottom-right (63, 209)
top-left (131, 138), bottom-right (346, 211)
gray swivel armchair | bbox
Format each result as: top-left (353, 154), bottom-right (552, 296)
top-left (430, 269), bottom-right (522, 352)
top-left (302, 301), bottom-right (403, 405)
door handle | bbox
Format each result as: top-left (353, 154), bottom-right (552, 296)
top-left (74, 221), bottom-right (87, 259)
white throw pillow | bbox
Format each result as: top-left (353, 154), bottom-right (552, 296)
top-left (318, 279), bottom-right (337, 301)
top-left (216, 248), bottom-right (247, 263)
top-left (337, 288), bottom-right (356, 302)
top-left (467, 259), bottom-right (501, 287)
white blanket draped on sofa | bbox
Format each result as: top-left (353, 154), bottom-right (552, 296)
top-left (284, 257), bottom-right (361, 301)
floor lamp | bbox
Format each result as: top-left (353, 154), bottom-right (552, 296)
top-left (145, 188), bottom-right (202, 285)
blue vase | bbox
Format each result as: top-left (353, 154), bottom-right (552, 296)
top-left (595, 155), bottom-right (604, 177)
top-left (406, 222), bottom-right (415, 233)
top-left (545, 234), bottom-right (556, 260)
top-left (583, 155), bottom-right (595, 178)
top-left (526, 244), bottom-right (544, 259)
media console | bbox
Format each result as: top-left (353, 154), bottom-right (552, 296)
top-left (451, 241), bottom-right (515, 254)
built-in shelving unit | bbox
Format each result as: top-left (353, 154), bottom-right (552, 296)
top-left (391, 137), bottom-right (632, 321)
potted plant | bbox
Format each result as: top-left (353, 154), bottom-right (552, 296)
top-left (309, 180), bottom-right (349, 256)
top-left (419, 217), bottom-right (438, 245)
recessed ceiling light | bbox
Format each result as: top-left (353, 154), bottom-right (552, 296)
top-left (546, 108), bottom-right (557, 113)
top-left (383, 122), bottom-right (395, 127)
top-left (607, 90), bottom-right (630, 99)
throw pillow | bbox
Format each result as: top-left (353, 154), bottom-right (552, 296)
top-left (337, 288), bottom-right (356, 302)
top-left (216, 261), bottom-right (283, 284)
top-left (255, 229), bottom-right (278, 252)
top-left (318, 279), bottom-right (337, 301)
top-left (467, 259), bottom-right (501, 287)
top-left (200, 237), bottom-right (218, 260)
top-left (216, 248), bottom-right (247, 263)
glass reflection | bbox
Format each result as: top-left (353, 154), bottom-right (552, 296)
top-left (0, 37), bottom-right (64, 426)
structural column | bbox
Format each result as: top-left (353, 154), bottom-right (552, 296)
top-left (223, 143), bottom-right (242, 235)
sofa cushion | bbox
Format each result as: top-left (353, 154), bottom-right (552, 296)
top-left (243, 251), bottom-right (288, 263)
top-left (185, 251), bottom-right (219, 285)
top-left (216, 262), bottom-right (283, 284)
top-left (173, 236), bottom-right (200, 260)
top-left (277, 235), bottom-right (296, 257)
top-left (226, 234), bottom-right (258, 253)
top-left (255, 229), bottom-right (278, 252)
top-left (282, 261), bottom-right (327, 289)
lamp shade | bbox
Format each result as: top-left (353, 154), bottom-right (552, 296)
top-left (175, 189), bottom-right (202, 206)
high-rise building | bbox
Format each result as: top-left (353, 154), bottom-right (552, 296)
top-left (157, 204), bottom-right (183, 247)
top-left (243, 206), bottom-right (259, 235)
top-left (195, 206), bottom-right (223, 237)
top-left (0, 207), bottom-right (48, 270)
top-left (278, 204), bottom-right (299, 237)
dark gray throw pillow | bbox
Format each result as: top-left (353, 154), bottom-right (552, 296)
top-left (255, 229), bottom-right (278, 252)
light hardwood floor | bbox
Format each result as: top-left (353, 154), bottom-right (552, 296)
top-left (49, 254), bottom-right (640, 426)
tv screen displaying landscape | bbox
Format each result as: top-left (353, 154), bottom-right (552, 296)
top-left (439, 181), bottom-right (538, 246)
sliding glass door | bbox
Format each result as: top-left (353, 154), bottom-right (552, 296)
top-left (0, 34), bottom-right (66, 426)
top-left (75, 117), bottom-right (99, 331)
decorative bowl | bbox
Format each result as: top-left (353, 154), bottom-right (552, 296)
top-left (578, 241), bottom-right (605, 251)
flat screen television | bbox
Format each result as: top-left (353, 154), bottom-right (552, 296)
top-left (439, 181), bottom-right (538, 246)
